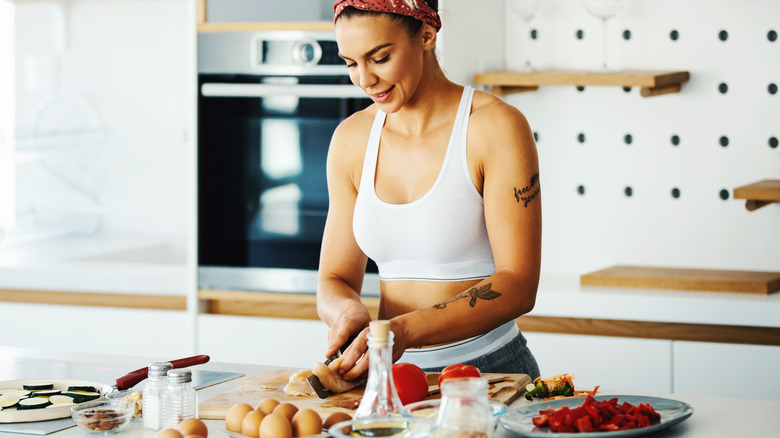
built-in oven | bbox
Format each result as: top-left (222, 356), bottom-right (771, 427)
top-left (198, 31), bottom-right (379, 294)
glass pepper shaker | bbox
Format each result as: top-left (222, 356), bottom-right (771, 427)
top-left (436, 377), bottom-right (493, 438)
top-left (355, 320), bottom-right (404, 419)
top-left (161, 368), bottom-right (198, 429)
top-left (142, 361), bottom-right (173, 430)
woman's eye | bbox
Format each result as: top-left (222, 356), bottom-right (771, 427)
top-left (374, 55), bottom-right (390, 64)
top-left (345, 62), bottom-right (357, 68)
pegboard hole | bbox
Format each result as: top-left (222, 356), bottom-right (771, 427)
top-left (718, 30), bottom-right (728, 41)
top-left (718, 83), bottom-right (728, 94)
top-left (624, 134), bottom-right (633, 145)
top-left (622, 86), bottom-right (632, 93)
top-left (533, 131), bottom-right (539, 142)
top-left (576, 86), bottom-right (586, 92)
top-left (768, 30), bottom-right (777, 42)
top-left (769, 137), bottom-right (778, 149)
top-left (623, 29), bottom-right (631, 40)
top-left (576, 29), bottom-right (584, 40)
top-left (671, 188), bottom-right (681, 199)
top-left (624, 186), bottom-right (633, 197)
top-left (577, 185), bottom-right (586, 196)
top-left (670, 29), bottom-right (679, 41)
top-left (719, 136), bottom-right (729, 147)
top-left (719, 189), bottom-right (730, 200)
top-left (577, 133), bottom-right (586, 143)
top-left (531, 29), bottom-right (538, 40)
top-left (769, 83), bottom-right (778, 95)
top-left (671, 135), bottom-right (680, 146)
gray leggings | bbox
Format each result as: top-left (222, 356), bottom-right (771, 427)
top-left (421, 331), bottom-right (541, 379)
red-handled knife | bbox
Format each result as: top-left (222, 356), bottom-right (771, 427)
top-left (115, 354), bottom-right (210, 390)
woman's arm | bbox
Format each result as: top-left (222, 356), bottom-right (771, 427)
top-left (338, 93), bottom-right (542, 380)
top-left (316, 115), bottom-right (375, 359)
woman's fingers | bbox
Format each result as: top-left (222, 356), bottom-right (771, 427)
top-left (338, 327), bottom-right (369, 380)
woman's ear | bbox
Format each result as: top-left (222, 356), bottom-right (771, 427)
top-left (420, 24), bottom-right (437, 50)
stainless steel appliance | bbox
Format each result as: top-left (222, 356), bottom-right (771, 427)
top-left (198, 31), bottom-right (379, 295)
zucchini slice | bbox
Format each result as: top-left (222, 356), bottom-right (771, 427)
top-left (30, 389), bottom-right (61, 397)
top-left (18, 398), bottom-right (51, 410)
top-left (66, 385), bottom-right (97, 392)
top-left (48, 395), bottom-right (75, 405)
top-left (0, 395), bottom-right (20, 409)
top-left (22, 383), bottom-right (54, 391)
top-left (64, 391), bottom-right (101, 403)
top-left (0, 390), bottom-right (30, 399)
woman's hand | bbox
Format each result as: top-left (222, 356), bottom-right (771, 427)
top-left (326, 300), bottom-right (371, 363)
top-left (336, 316), bottom-right (411, 381)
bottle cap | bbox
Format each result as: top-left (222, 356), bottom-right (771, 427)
top-left (166, 368), bottom-right (192, 384)
top-left (148, 362), bottom-right (173, 378)
top-left (369, 320), bottom-right (390, 339)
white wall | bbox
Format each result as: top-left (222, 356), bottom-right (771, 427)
top-left (495, 0), bottom-right (780, 275)
top-left (12, 0), bottom-right (193, 241)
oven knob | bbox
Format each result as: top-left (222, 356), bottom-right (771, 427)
top-left (292, 39), bottom-right (322, 67)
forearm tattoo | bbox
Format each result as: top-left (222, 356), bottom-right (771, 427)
top-left (514, 172), bottom-right (540, 207)
top-left (433, 283), bottom-right (502, 309)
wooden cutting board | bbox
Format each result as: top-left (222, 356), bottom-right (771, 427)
top-left (198, 369), bottom-right (531, 420)
top-left (581, 265), bottom-right (780, 294)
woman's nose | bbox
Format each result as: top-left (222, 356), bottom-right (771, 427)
top-left (357, 65), bottom-right (377, 89)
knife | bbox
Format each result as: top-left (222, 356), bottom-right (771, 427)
top-left (114, 354), bottom-right (211, 391)
top-left (307, 336), bottom-right (356, 399)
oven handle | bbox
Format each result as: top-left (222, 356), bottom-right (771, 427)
top-left (201, 83), bottom-right (368, 99)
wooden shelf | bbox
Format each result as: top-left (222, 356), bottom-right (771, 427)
top-left (733, 179), bottom-right (780, 211)
top-left (474, 69), bottom-right (690, 98)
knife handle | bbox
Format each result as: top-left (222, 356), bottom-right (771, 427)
top-left (115, 355), bottom-right (211, 390)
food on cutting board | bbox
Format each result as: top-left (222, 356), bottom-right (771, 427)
top-left (0, 384), bottom-right (100, 411)
top-left (225, 399), bottom-right (350, 438)
top-left (532, 395), bottom-right (660, 433)
top-left (283, 369), bottom-right (314, 397)
top-left (391, 362), bottom-right (429, 405)
top-left (120, 390), bottom-right (143, 418)
top-left (311, 357), bottom-right (364, 394)
top-left (155, 417), bottom-right (209, 438)
top-left (525, 373), bottom-right (599, 400)
top-left (437, 363), bottom-right (482, 392)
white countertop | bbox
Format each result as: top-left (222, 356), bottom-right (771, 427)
top-left (0, 346), bottom-right (778, 438)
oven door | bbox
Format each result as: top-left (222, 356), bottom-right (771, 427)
top-left (198, 75), bottom-right (378, 294)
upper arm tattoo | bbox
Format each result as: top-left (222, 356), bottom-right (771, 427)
top-left (514, 172), bottom-right (540, 207)
top-left (433, 283), bottom-right (502, 309)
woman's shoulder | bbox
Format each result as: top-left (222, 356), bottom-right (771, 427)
top-left (331, 104), bottom-right (380, 151)
top-left (469, 89), bottom-right (534, 149)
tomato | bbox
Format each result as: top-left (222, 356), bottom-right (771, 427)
top-left (437, 363), bottom-right (481, 391)
top-left (392, 362), bottom-right (429, 405)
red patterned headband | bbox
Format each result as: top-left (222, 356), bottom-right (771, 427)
top-left (333, 0), bottom-right (442, 32)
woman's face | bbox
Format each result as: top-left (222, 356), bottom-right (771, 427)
top-left (335, 14), bottom-right (426, 113)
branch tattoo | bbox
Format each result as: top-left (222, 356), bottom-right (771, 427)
top-left (433, 283), bottom-right (502, 309)
top-left (514, 172), bottom-right (540, 207)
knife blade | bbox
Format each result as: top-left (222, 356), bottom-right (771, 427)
top-left (307, 335), bottom-right (356, 399)
top-left (114, 354), bottom-right (210, 391)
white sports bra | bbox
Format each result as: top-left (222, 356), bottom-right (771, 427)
top-left (352, 86), bottom-right (496, 281)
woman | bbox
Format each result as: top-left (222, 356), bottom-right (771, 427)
top-left (317, 0), bottom-right (542, 381)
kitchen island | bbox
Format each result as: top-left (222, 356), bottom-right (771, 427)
top-left (1, 346), bottom-right (777, 437)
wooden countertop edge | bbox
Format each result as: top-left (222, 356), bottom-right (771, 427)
top-left (198, 290), bottom-right (780, 347)
top-left (0, 289), bottom-right (187, 311)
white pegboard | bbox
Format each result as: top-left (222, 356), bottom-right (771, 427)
top-left (497, 0), bottom-right (780, 274)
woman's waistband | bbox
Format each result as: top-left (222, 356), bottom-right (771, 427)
top-left (398, 320), bottom-right (519, 369)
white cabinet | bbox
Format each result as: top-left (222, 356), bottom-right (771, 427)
top-left (523, 332), bottom-right (673, 393)
top-left (673, 341), bottom-right (780, 401)
top-left (197, 315), bottom-right (330, 369)
top-left (0, 302), bottom-right (191, 358)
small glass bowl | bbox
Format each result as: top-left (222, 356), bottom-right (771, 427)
top-left (401, 399), bottom-right (507, 420)
top-left (71, 399), bottom-right (134, 435)
top-left (328, 415), bottom-right (436, 438)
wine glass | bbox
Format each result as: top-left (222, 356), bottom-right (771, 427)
top-left (509, 0), bottom-right (541, 72)
top-left (583, 0), bottom-right (623, 72)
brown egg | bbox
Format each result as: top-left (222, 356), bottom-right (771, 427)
top-left (260, 413), bottom-right (293, 438)
top-left (256, 398), bottom-right (280, 414)
top-left (240, 410), bottom-right (267, 438)
top-left (291, 409), bottom-right (323, 437)
top-left (273, 403), bottom-right (299, 422)
top-left (225, 403), bottom-right (254, 433)
top-left (178, 418), bottom-right (208, 438)
top-left (156, 429), bottom-right (184, 438)
top-left (323, 412), bottom-right (352, 430)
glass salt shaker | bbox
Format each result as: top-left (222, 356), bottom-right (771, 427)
top-left (142, 361), bottom-right (173, 430)
top-left (161, 368), bottom-right (198, 429)
top-left (355, 320), bottom-right (404, 419)
top-left (436, 377), bottom-right (493, 438)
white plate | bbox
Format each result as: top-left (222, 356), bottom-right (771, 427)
top-left (0, 378), bottom-right (113, 424)
top-left (499, 395), bottom-right (694, 437)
